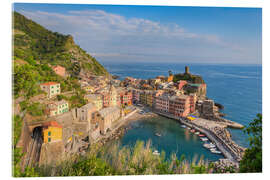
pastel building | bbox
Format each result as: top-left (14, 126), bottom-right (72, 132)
top-left (85, 94), bottom-right (103, 110)
top-left (47, 100), bottom-right (69, 117)
top-left (131, 89), bottom-right (141, 103)
top-left (118, 89), bottom-right (133, 106)
top-left (99, 106), bottom-right (121, 134)
top-left (178, 80), bottom-right (188, 90)
top-left (155, 94), bottom-right (170, 113)
top-left (40, 82), bottom-right (61, 98)
top-left (168, 95), bottom-right (191, 117)
top-left (102, 85), bottom-right (120, 108)
top-left (42, 121), bottom-right (62, 143)
top-left (52, 65), bottom-right (66, 77)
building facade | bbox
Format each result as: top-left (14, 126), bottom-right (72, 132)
top-left (99, 106), bottom-right (121, 134)
top-left (40, 82), bottom-right (61, 98)
top-left (42, 121), bottom-right (62, 143)
top-left (47, 100), bottom-right (69, 117)
top-left (85, 94), bottom-right (103, 110)
top-left (52, 65), bottom-right (66, 77)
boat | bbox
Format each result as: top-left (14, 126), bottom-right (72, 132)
top-left (203, 143), bottom-right (216, 149)
top-left (198, 134), bottom-right (205, 137)
top-left (190, 129), bottom-right (195, 133)
top-left (155, 133), bottom-right (162, 137)
top-left (153, 150), bottom-right (160, 156)
top-left (211, 149), bottom-right (222, 154)
top-left (181, 125), bottom-right (187, 128)
top-left (187, 127), bottom-right (191, 130)
top-left (200, 137), bottom-right (208, 141)
top-left (195, 132), bottom-right (200, 135)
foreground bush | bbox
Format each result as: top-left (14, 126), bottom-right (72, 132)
top-left (33, 140), bottom-right (214, 176)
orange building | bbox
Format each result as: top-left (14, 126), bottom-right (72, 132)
top-left (167, 75), bottom-right (174, 82)
top-left (52, 65), bottom-right (66, 77)
top-left (42, 121), bottom-right (62, 143)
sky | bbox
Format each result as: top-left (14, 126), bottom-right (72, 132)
top-left (13, 3), bottom-right (262, 64)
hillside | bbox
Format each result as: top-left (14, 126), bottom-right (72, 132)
top-left (13, 11), bottom-right (108, 77)
top-left (173, 72), bottom-right (205, 84)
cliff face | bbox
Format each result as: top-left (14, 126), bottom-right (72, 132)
top-left (13, 11), bottom-right (108, 77)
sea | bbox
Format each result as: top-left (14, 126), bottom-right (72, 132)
top-left (100, 61), bottom-right (262, 161)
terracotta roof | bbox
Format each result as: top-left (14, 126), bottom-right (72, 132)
top-left (43, 121), bottom-right (62, 128)
top-left (40, 82), bottom-right (59, 86)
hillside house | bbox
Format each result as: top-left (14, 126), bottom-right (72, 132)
top-left (52, 65), bottom-right (66, 77)
top-left (47, 100), bottom-right (69, 117)
top-left (40, 82), bottom-right (61, 98)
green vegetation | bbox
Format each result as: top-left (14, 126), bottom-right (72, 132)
top-left (173, 73), bottom-right (205, 84)
top-left (13, 12), bottom-right (108, 98)
top-left (239, 113), bottom-right (262, 173)
top-left (25, 140), bottom-right (215, 176)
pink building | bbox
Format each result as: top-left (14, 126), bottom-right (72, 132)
top-left (52, 65), bottom-right (66, 77)
top-left (178, 80), bottom-right (188, 90)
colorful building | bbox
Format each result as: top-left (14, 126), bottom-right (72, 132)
top-left (168, 95), bottom-right (191, 117)
top-left (139, 91), bottom-right (147, 105)
top-left (52, 65), bottom-right (66, 77)
top-left (167, 75), bottom-right (173, 82)
top-left (85, 94), bottom-right (103, 110)
top-left (42, 121), bottom-right (62, 143)
top-left (131, 89), bottom-right (141, 103)
top-left (40, 82), bottom-right (61, 98)
top-left (178, 80), bottom-right (188, 90)
top-left (118, 89), bottom-right (133, 106)
top-left (102, 85), bottom-right (120, 108)
top-left (47, 100), bottom-right (69, 117)
top-left (155, 94), bottom-right (170, 113)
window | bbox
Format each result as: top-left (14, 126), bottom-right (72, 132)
top-left (51, 91), bottom-right (54, 94)
top-left (48, 138), bottom-right (51, 142)
top-left (48, 131), bottom-right (51, 136)
top-left (57, 90), bottom-right (59, 92)
top-left (51, 86), bottom-right (54, 88)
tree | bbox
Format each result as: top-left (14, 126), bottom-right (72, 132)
top-left (239, 113), bottom-right (262, 172)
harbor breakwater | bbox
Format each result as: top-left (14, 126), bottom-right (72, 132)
top-left (154, 110), bottom-right (244, 164)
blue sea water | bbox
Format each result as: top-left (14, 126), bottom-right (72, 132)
top-left (101, 61), bottom-right (262, 160)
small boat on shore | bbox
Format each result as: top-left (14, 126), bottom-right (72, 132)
top-left (190, 129), bottom-right (195, 133)
top-left (155, 133), bottom-right (162, 137)
top-left (198, 134), bottom-right (205, 137)
top-left (153, 150), bottom-right (160, 156)
top-left (181, 125), bottom-right (186, 128)
top-left (195, 132), bottom-right (200, 135)
top-left (200, 137), bottom-right (208, 141)
top-left (187, 127), bottom-right (191, 130)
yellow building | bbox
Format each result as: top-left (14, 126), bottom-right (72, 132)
top-left (85, 94), bottom-right (103, 110)
top-left (42, 121), bottom-right (62, 143)
top-left (145, 91), bottom-right (154, 107)
top-left (140, 91), bottom-right (147, 105)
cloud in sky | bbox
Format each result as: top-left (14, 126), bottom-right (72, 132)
top-left (19, 9), bottom-right (261, 64)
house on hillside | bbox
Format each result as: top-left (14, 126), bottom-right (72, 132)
top-left (47, 100), bottom-right (69, 117)
top-left (52, 65), bottom-right (66, 77)
top-left (40, 82), bottom-right (61, 98)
